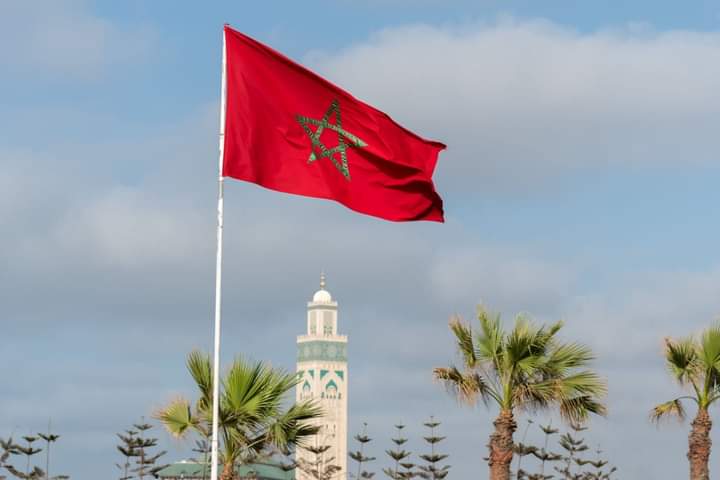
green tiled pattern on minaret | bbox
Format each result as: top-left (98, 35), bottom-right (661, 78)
top-left (297, 340), bottom-right (347, 362)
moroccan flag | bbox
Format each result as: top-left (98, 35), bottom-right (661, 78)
top-left (222, 26), bottom-right (446, 222)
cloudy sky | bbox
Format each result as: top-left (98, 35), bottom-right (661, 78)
top-left (2, 0), bottom-right (720, 478)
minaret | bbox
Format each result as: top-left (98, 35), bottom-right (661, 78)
top-left (296, 273), bottom-right (348, 479)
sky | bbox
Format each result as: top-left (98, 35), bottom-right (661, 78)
top-left (2, 0), bottom-right (720, 478)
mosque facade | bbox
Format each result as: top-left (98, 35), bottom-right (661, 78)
top-left (295, 274), bottom-right (348, 479)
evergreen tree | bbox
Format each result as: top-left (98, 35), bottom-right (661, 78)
top-left (296, 442), bottom-right (341, 480)
top-left (417, 418), bottom-right (449, 480)
top-left (116, 429), bottom-right (139, 480)
top-left (512, 422), bottom-right (562, 480)
top-left (513, 420), bottom-right (535, 479)
top-left (19, 437), bottom-right (42, 479)
top-left (533, 423), bottom-right (562, 479)
top-left (131, 422), bottom-right (168, 480)
top-left (575, 447), bottom-right (617, 480)
top-left (37, 431), bottom-right (59, 480)
top-left (191, 440), bottom-right (210, 480)
top-left (383, 424), bottom-right (412, 480)
top-left (512, 422), bottom-right (615, 480)
top-left (0, 437), bottom-right (44, 480)
top-left (554, 425), bottom-right (589, 480)
top-left (398, 462), bottom-right (416, 480)
top-left (349, 423), bottom-right (375, 479)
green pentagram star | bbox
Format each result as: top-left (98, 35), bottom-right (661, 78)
top-left (296, 99), bottom-right (368, 180)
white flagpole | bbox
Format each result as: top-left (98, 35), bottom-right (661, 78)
top-left (210, 27), bottom-right (227, 480)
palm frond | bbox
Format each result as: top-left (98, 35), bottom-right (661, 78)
top-left (449, 316), bottom-right (477, 368)
top-left (264, 400), bottom-right (323, 451)
top-left (475, 307), bottom-right (504, 366)
top-left (558, 395), bottom-right (607, 424)
top-left (543, 342), bottom-right (595, 376)
top-left (187, 351), bottom-right (213, 411)
top-left (433, 366), bottom-right (496, 405)
top-left (699, 323), bottom-right (720, 369)
top-left (155, 398), bottom-right (199, 438)
top-left (650, 398), bottom-right (687, 423)
top-left (664, 337), bottom-right (700, 385)
top-left (436, 308), bottom-right (605, 427)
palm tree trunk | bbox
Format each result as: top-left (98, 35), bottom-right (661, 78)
top-left (220, 461), bottom-right (235, 480)
top-left (688, 408), bottom-right (712, 480)
top-left (488, 409), bottom-right (516, 480)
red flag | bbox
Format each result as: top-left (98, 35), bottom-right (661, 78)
top-left (222, 26), bottom-right (446, 222)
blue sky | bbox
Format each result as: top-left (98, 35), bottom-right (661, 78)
top-left (2, 1), bottom-right (720, 479)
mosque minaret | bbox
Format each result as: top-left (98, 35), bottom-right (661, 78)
top-left (296, 273), bottom-right (348, 479)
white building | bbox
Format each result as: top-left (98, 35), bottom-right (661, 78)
top-left (296, 274), bottom-right (348, 479)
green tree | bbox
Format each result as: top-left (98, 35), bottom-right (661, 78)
top-left (131, 422), bottom-right (167, 480)
top-left (38, 429), bottom-right (59, 480)
top-left (296, 441), bottom-right (341, 480)
top-left (19, 438), bottom-right (42, 479)
top-left (116, 429), bottom-right (139, 480)
top-left (651, 325), bottom-right (720, 480)
top-left (433, 307), bottom-right (606, 480)
top-left (398, 461), bottom-right (416, 480)
top-left (156, 351), bottom-right (322, 480)
top-left (191, 440), bottom-right (210, 480)
top-left (554, 425), bottom-right (589, 480)
top-left (416, 418), bottom-right (449, 480)
top-left (349, 424), bottom-right (375, 479)
top-left (0, 437), bottom-right (43, 480)
top-left (513, 419), bottom-right (535, 479)
top-left (383, 424), bottom-right (411, 480)
top-left (576, 447), bottom-right (617, 480)
top-left (535, 423), bottom-right (562, 479)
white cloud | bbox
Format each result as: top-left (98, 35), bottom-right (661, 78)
top-left (311, 19), bottom-right (720, 190)
top-left (430, 246), bottom-right (574, 312)
top-left (0, 0), bottom-right (155, 79)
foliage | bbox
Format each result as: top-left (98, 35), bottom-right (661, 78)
top-left (554, 424), bottom-right (589, 480)
top-left (349, 424), bottom-right (375, 479)
top-left (38, 428), bottom-right (61, 480)
top-left (416, 418), bottom-right (449, 480)
top-left (511, 421), bottom-right (615, 480)
top-left (434, 307), bottom-right (606, 480)
top-left (131, 422), bottom-right (168, 480)
top-left (191, 440), bottom-right (210, 480)
top-left (1, 436), bottom-right (42, 480)
top-left (156, 351), bottom-right (322, 479)
top-left (383, 424), bottom-right (412, 480)
top-left (116, 429), bottom-right (139, 480)
top-left (296, 442), bottom-right (342, 480)
top-left (650, 325), bottom-right (720, 479)
top-left (434, 307), bottom-right (607, 422)
top-left (1, 434), bottom-right (68, 480)
top-left (651, 326), bottom-right (720, 422)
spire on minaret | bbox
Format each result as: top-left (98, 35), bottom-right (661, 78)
top-left (312, 271), bottom-right (333, 304)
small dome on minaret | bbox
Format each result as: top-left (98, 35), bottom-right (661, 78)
top-left (312, 272), bottom-right (333, 303)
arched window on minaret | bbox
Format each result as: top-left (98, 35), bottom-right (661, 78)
top-left (309, 311), bottom-right (317, 335)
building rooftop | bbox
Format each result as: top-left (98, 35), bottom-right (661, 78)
top-left (157, 461), bottom-right (294, 480)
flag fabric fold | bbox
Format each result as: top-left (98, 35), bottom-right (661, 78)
top-left (222, 25), bottom-right (446, 222)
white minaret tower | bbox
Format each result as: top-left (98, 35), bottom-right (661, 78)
top-left (296, 273), bottom-right (348, 479)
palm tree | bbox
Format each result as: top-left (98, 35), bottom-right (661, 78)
top-left (433, 307), bottom-right (606, 480)
top-left (651, 324), bottom-right (720, 480)
top-left (156, 351), bottom-right (322, 480)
